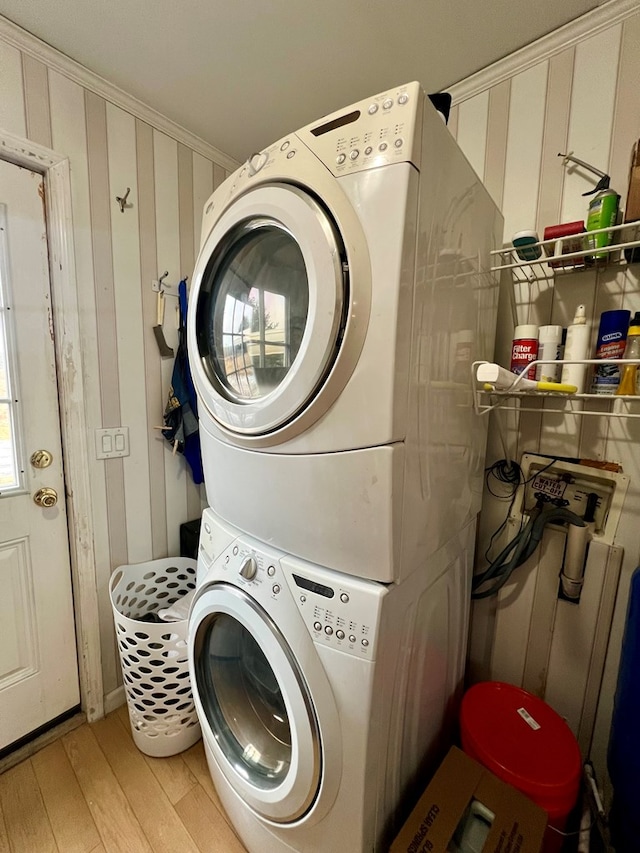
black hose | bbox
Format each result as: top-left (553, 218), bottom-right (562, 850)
top-left (472, 505), bottom-right (586, 599)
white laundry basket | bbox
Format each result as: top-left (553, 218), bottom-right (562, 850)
top-left (109, 557), bottom-right (201, 757)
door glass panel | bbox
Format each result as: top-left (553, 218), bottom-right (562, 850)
top-left (196, 613), bottom-right (292, 789)
top-left (198, 222), bottom-right (309, 401)
top-left (0, 207), bottom-right (21, 492)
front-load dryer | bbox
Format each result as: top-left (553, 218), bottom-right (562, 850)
top-left (188, 507), bottom-right (474, 853)
top-left (187, 81), bottom-right (503, 583)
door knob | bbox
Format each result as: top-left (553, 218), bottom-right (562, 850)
top-left (31, 449), bottom-right (53, 468)
top-left (33, 487), bottom-right (58, 508)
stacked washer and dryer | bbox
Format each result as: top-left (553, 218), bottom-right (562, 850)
top-left (186, 81), bottom-right (502, 853)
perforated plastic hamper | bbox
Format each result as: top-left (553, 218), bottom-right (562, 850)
top-left (110, 558), bottom-right (201, 757)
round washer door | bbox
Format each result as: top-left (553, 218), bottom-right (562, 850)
top-left (188, 183), bottom-right (347, 435)
top-left (189, 583), bottom-right (321, 823)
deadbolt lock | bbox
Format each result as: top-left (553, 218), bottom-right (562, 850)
top-left (31, 449), bottom-right (53, 469)
top-left (34, 487), bottom-right (58, 508)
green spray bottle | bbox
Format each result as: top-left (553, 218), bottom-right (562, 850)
top-left (559, 152), bottom-right (620, 261)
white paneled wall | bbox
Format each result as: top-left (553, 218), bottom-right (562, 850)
top-left (450, 8), bottom-right (640, 800)
top-left (0, 31), bottom-right (236, 697)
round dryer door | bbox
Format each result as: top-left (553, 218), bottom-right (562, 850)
top-left (189, 583), bottom-right (321, 823)
top-left (189, 183), bottom-right (347, 435)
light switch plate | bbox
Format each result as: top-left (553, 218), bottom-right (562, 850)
top-left (95, 427), bottom-right (130, 459)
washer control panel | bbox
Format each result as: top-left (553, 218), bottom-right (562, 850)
top-left (198, 515), bottom-right (385, 661)
top-left (280, 557), bottom-right (384, 661)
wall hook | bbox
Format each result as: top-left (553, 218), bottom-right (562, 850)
top-left (115, 187), bottom-right (131, 213)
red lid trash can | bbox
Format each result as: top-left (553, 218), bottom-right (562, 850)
top-left (460, 682), bottom-right (582, 853)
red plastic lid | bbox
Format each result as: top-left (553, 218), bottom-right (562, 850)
top-left (460, 682), bottom-right (582, 811)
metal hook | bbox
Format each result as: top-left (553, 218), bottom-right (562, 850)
top-left (158, 271), bottom-right (169, 289)
top-left (115, 187), bottom-right (131, 213)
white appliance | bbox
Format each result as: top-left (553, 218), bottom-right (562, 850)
top-left (188, 507), bottom-right (473, 853)
top-left (187, 81), bottom-right (502, 584)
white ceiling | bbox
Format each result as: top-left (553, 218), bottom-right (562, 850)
top-left (1, 0), bottom-right (605, 163)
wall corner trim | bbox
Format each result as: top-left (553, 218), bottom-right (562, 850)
top-left (0, 14), bottom-right (239, 172)
top-left (448, 0), bottom-right (639, 105)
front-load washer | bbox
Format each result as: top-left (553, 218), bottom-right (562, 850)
top-left (188, 507), bottom-right (474, 853)
top-left (187, 81), bottom-right (503, 583)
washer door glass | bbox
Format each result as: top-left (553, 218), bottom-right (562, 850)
top-left (197, 612), bottom-right (291, 788)
top-left (200, 221), bottom-right (309, 403)
top-left (191, 583), bottom-right (322, 822)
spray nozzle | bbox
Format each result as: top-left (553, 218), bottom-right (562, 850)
top-left (558, 152), bottom-right (611, 195)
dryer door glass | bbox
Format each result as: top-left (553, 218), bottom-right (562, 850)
top-left (197, 612), bottom-right (293, 788)
top-left (191, 183), bottom-right (348, 435)
top-left (201, 221), bottom-right (308, 402)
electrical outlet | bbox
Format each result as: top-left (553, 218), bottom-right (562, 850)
top-left (95, 427), bottom-right (130, 459)
top-left (512, 454), bottom-right (629, 545)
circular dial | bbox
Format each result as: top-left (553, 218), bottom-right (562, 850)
top-left (239, 556), bottom-right (258, 580)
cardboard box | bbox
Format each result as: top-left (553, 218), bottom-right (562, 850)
top-left (624, 139), bottom-right (640, 223)
top-left (390, 747), bottom-right (546, 853)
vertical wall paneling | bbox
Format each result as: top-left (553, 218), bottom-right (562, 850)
top-left (609, 15), bottom-right (640, 200)
top-left (106, 103), bottom-right (153, 565)
top-left (21, 54), bottom-right (51, 148)
top-left (560, 26), bottom-right (623, 223)
top-left (49, 71), bottom-right (118, 694)
top-left (192, 154), bottom-right (213, 259)
top-left (501, 62), bottom-right (549, 253)
top-left (455, 91), bottom-right (489, 182)
top-left (153, 130), bottom-right (189, 556)
top-left (85, 92), bottom-right (129, 575)
top-left (483, 81), bottom-right (511, 209)
top-left (177, 143), bottom-right (202, 522)
top-left (536, 48), bottom-right (575, 238)
top-left (136, 119), bottom-right (168, 561)
top-left (447, 105), bottom-right (459, 140)
top-left (0, 41), bottom-right (26, 136)
top-left (213, 163), bottom-right (227, 192)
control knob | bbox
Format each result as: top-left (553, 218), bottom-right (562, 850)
top-left (239, 556), bottom-right (258, 580)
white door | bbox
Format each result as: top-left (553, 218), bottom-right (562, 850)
top-left (0, 159), bottom-right (79, 751)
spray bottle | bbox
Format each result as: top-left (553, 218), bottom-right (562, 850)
top-left (561, 304), bottom-right (590, 393)
top-left (559, 153), bottom-right (620, 260)
top-left (616, 312), bottom-right (640, 396)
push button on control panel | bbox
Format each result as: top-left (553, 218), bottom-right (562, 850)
top-left (398, 93), bottom-right (409, 105)
top-left (336, 153), bottom-right (346, 165)
top-left (314, 621), bottom-right (322, 632)
top-left (324, 625), bottom-right (333, 636)
top-left (336, 630), bottom-right (345, 640)
top-left (340, 593), bottom-right (349, 604)
top-left (383, 98), bottom-right (394, 110)
top-left (368, 104), bottom-right (378, 115)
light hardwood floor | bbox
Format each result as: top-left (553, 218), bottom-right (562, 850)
top-left (0, 705), bottom-right (247, 853)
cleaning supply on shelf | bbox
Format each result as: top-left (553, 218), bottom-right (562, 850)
top-left (510, 324), bottom-right (538, 379)
top-left (558, 152), bottom-right (620, 261)
top-left (476, 362), bottom-right (577, 394)
top-left (543, 221), bottom-right (587, 269)
top-left (536, 325), bottom-right (563, 382)
top-left (512, 230), bottom-right (542, 261)
top-left (561, 304), bottom-right (590, 394)
top-left (591, 309), bottom-right (631, 394)
top-left (616, 312), bottom-right (640, 396)
top-left (587, 189), bottom-right (621, 260)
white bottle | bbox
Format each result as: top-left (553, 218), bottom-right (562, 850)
top-left (561, 304), bottom-right (590, 393)
top-left (536, 325), bottom-right (563, 382)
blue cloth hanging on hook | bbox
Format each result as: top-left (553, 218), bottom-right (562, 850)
top-left (161, 279), bottom-right (204, 484)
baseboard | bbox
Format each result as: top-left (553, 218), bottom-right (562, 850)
top-left (103, 685), bottom-right (127, 715)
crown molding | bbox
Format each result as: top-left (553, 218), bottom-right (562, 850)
top-left (448, 0), bottom-right (640, 104)
top-left (0, 14), bottom-right (239, 171)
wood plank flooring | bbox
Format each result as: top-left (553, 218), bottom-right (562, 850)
top-left (0, 707), bottom-right (246, 853)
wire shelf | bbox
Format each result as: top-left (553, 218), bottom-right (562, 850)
top-left (491, 221), bottom-right (640, 284)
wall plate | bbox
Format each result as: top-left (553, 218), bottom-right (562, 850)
top-left (95, 427), bottom-right (130, 459)
top-left (512, 453), bottom-right (629, 545)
